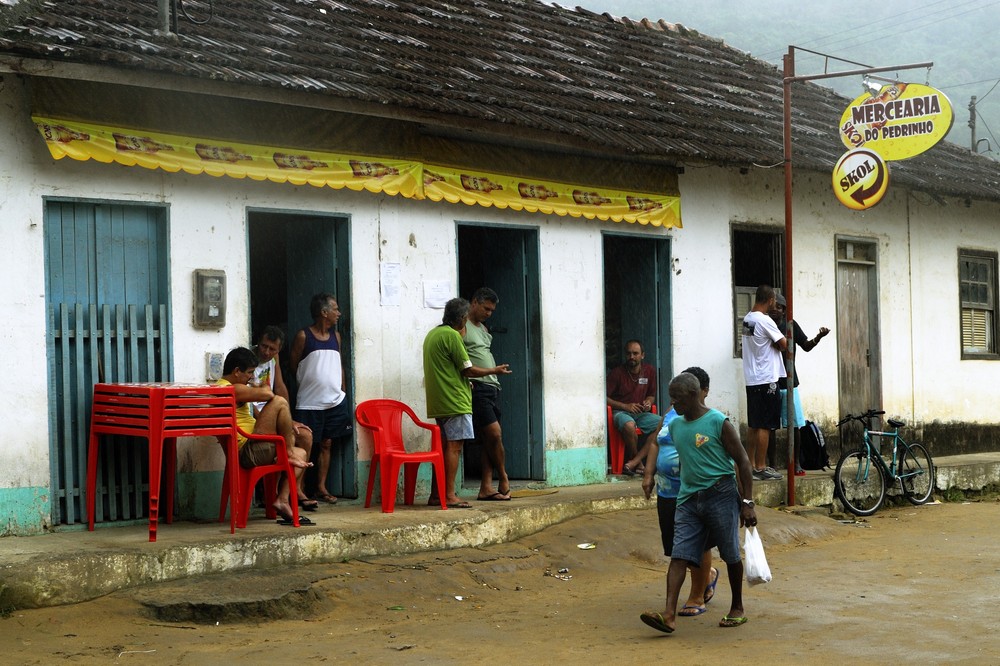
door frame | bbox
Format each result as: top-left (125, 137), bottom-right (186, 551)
top-left (456, 221), bottom-right (544, 481)
top-left (246, 208), bottom-right (356, 496)
top-left (834, 235), bottom-right (882, 421)
top-left (44, 197), bottom-right (172, 527)
top-left (601, 232), bottom-right (673, 402)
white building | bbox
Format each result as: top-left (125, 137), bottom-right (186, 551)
top-left (1, 0), bottom-right (998, 535)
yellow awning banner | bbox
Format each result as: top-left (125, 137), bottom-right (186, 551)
top-left (33, 116), bottom-right (681, 227)
top-left (33, 116), bottom-right (421, 196)
top-left (423, 166), bottom-right (680, 226)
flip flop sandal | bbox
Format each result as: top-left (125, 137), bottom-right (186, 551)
top-left (639, 611), bottom-right (674, 633)
top-left (276, 515), bottom-right (314, 526)
top-left (704, 567), bottom-right (720, 604)
top-left (679, 604), bottom-right (707, 616)
top-left (476, 492), bottom-right (511, 501)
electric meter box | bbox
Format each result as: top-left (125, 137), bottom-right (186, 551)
top-left (193, 269), bottom-right (226, 328)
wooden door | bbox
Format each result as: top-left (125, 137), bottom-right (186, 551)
top-left (836, 239), bottom-right (881, 447)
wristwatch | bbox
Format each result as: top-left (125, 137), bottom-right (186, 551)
top-left (742, 498), bottom-right (755, 507)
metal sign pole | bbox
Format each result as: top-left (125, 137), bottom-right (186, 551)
top-left (780, 46), bottom-right (933, 506)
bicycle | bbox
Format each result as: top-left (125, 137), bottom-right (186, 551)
top-left (833, 409), bottom-right (935, 516)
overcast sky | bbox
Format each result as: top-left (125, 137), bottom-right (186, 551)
top-left (576, 0), bottom-right (1000, 156)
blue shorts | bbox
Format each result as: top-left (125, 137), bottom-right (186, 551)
top-left (295, 400), bottom-right (353, 443)
top-left (780, 387), bottom-right (805, 428)
top-left (436, 414), bottom-right (474, 441)
top-left (672, 476), bottom-right (742, 565)
top-left (613, 409), bottom-right (661, 435)
top-left (657, 494), bottom-right (716, 557)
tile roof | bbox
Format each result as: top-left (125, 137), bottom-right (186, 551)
top-left (1, 0), bottom-right (998, 201)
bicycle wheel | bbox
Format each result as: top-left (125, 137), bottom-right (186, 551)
top-left (835, 449), bottom-right (886, 516)
top-left (899, 442), bottom-right (934, 505)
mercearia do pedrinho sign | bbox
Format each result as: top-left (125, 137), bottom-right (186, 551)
top-left (838, 82), bottom-right (954, 161)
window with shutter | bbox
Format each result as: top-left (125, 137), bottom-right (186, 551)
top-left (959, 251), bottom-right (998, 358)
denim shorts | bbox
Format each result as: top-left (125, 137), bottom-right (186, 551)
top-left (612, 409), bottom-right (661, 435)
top-left (657, 495), bottom-right (717, 557)
top-left (671, 476), bottom-right (741, 565)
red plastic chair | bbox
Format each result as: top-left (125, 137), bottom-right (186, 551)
top-left (218, 427), bottom-right (301, 528)
top-left (356, 399), bottom-right (447, 513)
top-left (607, 404), bottom-right (657, 474)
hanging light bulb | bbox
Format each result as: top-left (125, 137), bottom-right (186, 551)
top-left (862, 75), bottom-right (882, 98)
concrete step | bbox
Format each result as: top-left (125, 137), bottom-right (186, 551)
top-left (1, 452), bottom-right (997, 611)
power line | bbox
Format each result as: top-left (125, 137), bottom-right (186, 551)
top-left (939, 77), bottom-right (1000, 91)
top-left (756, 0), bottom-right (999, 66)
top-left (977, 79), bottom-right (1000, 103)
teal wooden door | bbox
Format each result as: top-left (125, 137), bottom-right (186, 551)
top-left (603, 234), bottom-right (672, 409)
top-left (44, 200), bottom-right (171, 526)
top-left (458, 225), bottom-right (543, 480)
top-left (248, 212), bottom-right (356, 497)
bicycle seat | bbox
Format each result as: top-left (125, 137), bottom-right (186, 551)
top-left (887, 418), bottom-right (905, 428)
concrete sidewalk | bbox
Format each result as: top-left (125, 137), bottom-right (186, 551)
top-left (2, 452), bottom-right (997, 610)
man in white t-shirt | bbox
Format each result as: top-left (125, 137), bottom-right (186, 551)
top-left (741, 285), bottom-right (788, 481)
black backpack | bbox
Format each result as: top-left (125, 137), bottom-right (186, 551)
top-left (799, 420), bottom-right (830, 470)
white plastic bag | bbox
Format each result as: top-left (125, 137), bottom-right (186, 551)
top-left (744, 526), bottom-right (772, 586)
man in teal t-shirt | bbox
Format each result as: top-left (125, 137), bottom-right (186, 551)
top-left (640, 372), bottom-right (757, 635)
top-left (463, 287), bottom-right (514, 501)
top-left (423, 297), bottom-right (509, 508)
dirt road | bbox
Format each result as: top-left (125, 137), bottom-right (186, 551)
top-left (3, 500), bottom-right (999, 664)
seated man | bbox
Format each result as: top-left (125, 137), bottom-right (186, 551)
top-left (253, 326), bottom-right (317, 511)
top-left (217, 347), bottom-right (313, 525)
top-left (607, 339), bottom-right (660, 475)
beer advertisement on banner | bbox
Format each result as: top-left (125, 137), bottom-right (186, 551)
top-left (833, 82), bottom-right (953, 209)
top-left (33, 115), bottom-right (682, 227)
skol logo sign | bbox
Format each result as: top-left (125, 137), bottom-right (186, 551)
top-left (833, 148), bottom-right (890, 210)
top-left (833, 82), bottom-right (952, 209)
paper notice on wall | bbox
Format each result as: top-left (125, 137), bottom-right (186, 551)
top-left (423, 280), bottom-right (452, 309)
top-left (380, 262), bottom-right (401, 306)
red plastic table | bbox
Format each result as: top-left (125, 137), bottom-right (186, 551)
top-left (86, 382), bottom-right (240, 541)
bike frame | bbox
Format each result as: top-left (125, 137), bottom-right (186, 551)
top-left (857, 422), bottom-right (923, 484)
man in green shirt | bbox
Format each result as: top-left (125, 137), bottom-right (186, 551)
top-left (463, 287), bottom-right (514, 501)
top-left (423, 298), bottom-right (510, 508)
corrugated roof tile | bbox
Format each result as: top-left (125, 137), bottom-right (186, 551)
top-left (0, 0), bottom-right (997, 200)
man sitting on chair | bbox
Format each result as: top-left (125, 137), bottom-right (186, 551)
top-left (607, 339), bottom-right (659, 475)
top-left (217, 347), bottom-right (313, 525)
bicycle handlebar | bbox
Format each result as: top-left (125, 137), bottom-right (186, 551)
top-left (836, 409), bottom-right (886, 428)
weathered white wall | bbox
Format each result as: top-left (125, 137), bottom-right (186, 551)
top-left (0, 77), bottom-right (50, 491)
top-left (1, 71), bottom-right (639, 498)
top-left (5, 68), bottom-right (1000, 530)
top-left (677, 162), bottom-right (1000, 431)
